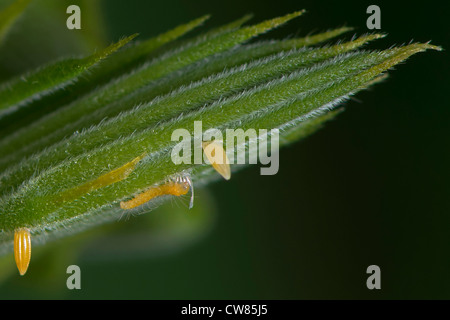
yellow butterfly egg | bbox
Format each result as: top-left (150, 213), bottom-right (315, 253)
top-left (202, 140), bottom-right (231, 180)
top-left (14, 228), bottom-right (31, 276)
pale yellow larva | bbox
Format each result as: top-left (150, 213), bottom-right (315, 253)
top-left (120, 175), bottom-right (194, 210)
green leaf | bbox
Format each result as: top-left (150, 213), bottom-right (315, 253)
top-left (86, 15), bottom-right (211, 86)
top-left (0, 10), bottom-right (441, 257)
top-left (0, 34), bottom-right (384, 192)
top-left (0, 42), bottom-right (440, 251)
top-left (0, 15), bottom-right (209, 138)
top-left (0, 11), bottom-right (305, 171)
top-left (0, 34), bottom-right (137, 116)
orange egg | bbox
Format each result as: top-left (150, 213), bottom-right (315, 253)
top-left (14, 228), bottom-right (31, 276)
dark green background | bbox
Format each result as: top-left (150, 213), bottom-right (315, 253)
top-left (0, 0), bottom-right (449, 299)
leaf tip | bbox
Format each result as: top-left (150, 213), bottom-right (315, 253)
top-left (262, 10), bottom-right (305, 27)
top-left (197, 14), bottom-right (212, 24)
top-left (94, 33), bottom-right (140, 61)
top-left (424, 42), bottom-right (443, 51)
